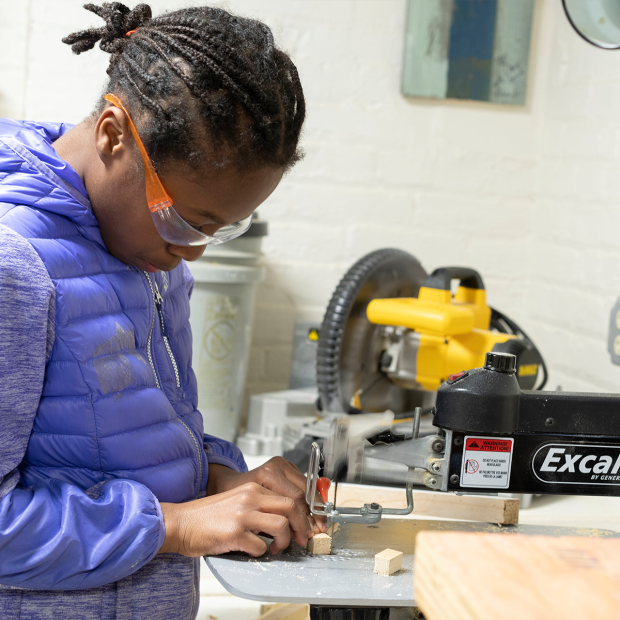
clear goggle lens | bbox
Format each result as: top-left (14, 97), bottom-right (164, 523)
top-left (150, 202), bottom-right (253, 247)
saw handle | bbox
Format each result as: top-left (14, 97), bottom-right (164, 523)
top-left (316, 477), bottom-right (331, 503)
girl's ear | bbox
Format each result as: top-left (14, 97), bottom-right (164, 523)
top-left (93, 106), bottom-right (132, 162)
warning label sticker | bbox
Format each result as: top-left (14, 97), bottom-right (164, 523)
top-left (460, 436), bottom-right (514, 489)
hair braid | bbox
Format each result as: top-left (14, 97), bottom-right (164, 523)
top-left (117, 55), bottom-right (168, 119)
top-left (150, 28), bottom-right (278, 128)
top-left (63, 3), bottom-right (305, 172)
top-left (144, 28), bottom-right (267, 126)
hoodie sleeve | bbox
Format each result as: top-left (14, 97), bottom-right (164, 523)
top-left (203, 434), bottom-right (248, 473)
top-left (0, 223), bottom-right (165, 590)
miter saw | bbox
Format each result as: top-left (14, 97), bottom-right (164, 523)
top-left (316, 248), bottom-right (546, 418)
top-left (307, 248), bottom-right (620, 526)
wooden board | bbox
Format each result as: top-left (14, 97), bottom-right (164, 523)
top-left (329, 483), bottom-right (519, 524)
top-left (414, 532), bottom-right (620, 620)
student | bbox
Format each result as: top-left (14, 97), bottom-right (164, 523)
top-left (0, 3), bottom-right (322, 618)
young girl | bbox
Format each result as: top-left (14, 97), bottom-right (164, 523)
top-left (0, 3), bottom-right (322, 618)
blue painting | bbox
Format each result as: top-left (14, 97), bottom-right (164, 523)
top-left (402, 0), bottom-right (535, 105)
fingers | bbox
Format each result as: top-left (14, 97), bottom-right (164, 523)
top-left (256, 458), bottom-right (320, 533)
top-left (231, 483), bottom-right (308, 547)
top-left (239, 532), bottom-right (269, 557)
top-left (255, 493), bottom-right (309, 547)
top-left (259, 459), bottom-right (308, 503)
top-left (281, 460), bottom-right (328, 533)
top-left (246, 512), bottom-right (292, 554)
top-left (254, 468), bottom-right (314, 535)
top-left (309, 512), bottom-right (327, 533)
top-left (282, 459), bottom-right (309, 488)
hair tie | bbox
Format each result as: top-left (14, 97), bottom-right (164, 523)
top-left (126, 29), bottom-right (137, 37)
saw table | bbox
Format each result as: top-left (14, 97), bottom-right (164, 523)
top-left (205, 518), bottom-right (618, 616)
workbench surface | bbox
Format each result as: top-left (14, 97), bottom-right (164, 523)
top-left (205, 517), bottom-right (617, 608)
top-left (196, 461), bottom-right (620, 619)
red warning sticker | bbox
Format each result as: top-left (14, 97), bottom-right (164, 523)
top-left (460, 436), bottom-right (514, 489)
top-left (465, 438), bottom-right (512, 453)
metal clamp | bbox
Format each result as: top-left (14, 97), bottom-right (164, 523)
top-left (306, 441), bottom-right (414, 524)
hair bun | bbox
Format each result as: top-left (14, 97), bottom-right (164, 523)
top-left (62, 2), bottom-right (152, 55)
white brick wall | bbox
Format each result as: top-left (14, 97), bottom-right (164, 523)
top-left (3, 0), bottom-right (620, 403)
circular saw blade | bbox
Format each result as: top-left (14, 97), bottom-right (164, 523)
top-left (317, 248), bottom-right (428, 415)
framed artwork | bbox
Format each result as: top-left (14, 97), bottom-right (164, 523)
top-left (402, 0), bottom-right (535, 105)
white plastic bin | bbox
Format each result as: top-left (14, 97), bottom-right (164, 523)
top-left (187, 221), bottom-right (267, 443)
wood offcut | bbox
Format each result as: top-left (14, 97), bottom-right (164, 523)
top-left (374, 548), bottom-right (403, 576)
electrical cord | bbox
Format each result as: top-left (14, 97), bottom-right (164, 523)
top-left (490, 307), bottom-right (548, 390)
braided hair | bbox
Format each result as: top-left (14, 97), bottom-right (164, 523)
top-left (63, 3), bottom-right (305, 172)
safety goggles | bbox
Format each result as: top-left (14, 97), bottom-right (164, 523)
top-left (104, 93), bottom-right (253, 247)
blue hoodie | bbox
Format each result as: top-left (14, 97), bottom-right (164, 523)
top-left (0, 119), bottom-right (247, 618)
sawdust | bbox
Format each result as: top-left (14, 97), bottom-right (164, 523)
top-left (250, 559), bottom-right (269, 572)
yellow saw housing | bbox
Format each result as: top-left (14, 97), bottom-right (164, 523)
top-left (367, 280), bottom-right (518, 391)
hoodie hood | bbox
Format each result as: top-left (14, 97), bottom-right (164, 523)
top-left (0, 118), bottom-right (98, 230)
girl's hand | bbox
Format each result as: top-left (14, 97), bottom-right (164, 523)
top-left (158, 482), bottom-right (310, 557)
top-left (207, 458), bottom-right (327, 534)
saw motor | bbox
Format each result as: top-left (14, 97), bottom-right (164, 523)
top-left (316, 248), bottom-right (547, 416)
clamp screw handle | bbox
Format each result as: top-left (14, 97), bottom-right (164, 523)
top-left (484, 352), bottom-right (517, 374)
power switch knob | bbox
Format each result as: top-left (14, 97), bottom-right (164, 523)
top-left (484, 352), bottom-right (517, 374)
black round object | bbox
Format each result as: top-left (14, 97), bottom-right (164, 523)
top-left (316, 248), bottom-right (427, 414)
top-left (484, 352), bottom-right (517, 374)
top-left (489, 307), bottom-right (548, 390)
top-left (491, 338), bottom-right (543, 390)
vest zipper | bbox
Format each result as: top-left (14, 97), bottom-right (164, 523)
top-left (152, 278), bottom-right (181, 389)
top-left (144, 273), bottom-right (160, 390)
top-left (143, 272), bottom-right (181, 388)
top-left (143, 271), bottom-right (203, 498)
top-left (179, 418), bottom-right (203, 499)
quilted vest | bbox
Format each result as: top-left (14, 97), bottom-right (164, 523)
top-left (0, 119), bottom-right (208, 503)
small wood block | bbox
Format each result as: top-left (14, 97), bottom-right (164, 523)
top-left (327, 522), bottom-right (340, 537)
top-left (306, 533), bottom-right (331, 555)
top-left (374, 548), bottom-right (403, 576)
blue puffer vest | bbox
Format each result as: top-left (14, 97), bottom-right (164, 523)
top-left (0, 119), bottom-right (208, 503)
